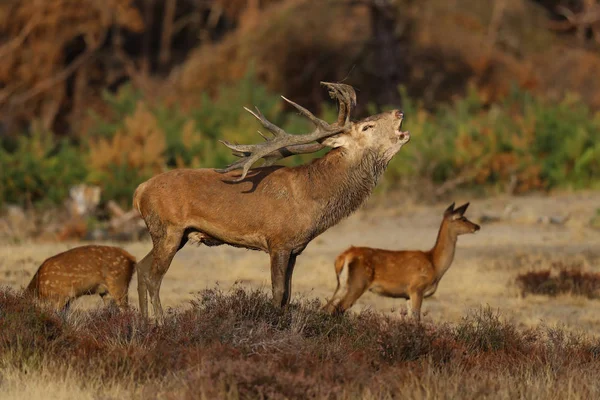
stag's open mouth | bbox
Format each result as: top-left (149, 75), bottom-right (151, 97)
top-left (395, 118), bottom-right (410, 143)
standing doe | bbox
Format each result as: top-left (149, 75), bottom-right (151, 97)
top-left (323, 202), bottom-right (480, 320)
top-left (133, 82), bottom-right (410, 322)
top-left (26, 245), bottom-right (136, 311)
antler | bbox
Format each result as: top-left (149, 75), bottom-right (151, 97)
top-left (321, 81), bottom-right (357, 126)
top-left (217, 82), bottom-right (357, 182)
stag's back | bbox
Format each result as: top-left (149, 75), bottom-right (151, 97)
top-left (26, 245), bottom-right (136, 308)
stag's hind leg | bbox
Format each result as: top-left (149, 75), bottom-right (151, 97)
top-left (147, 227), bottom-right (185, 324)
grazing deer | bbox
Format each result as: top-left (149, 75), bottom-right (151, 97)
top-left (133, 82), bottom-right (411, 322)
top-left (26, 245), bottom-right (136, 311)
top-left (323, 202), bottom-right (480, 320)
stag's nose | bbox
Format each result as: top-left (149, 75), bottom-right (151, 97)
top-left (394, 110), bottom-right (404, 119)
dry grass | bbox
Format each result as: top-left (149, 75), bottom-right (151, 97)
top-left (1, 192), bottom-right (600, 398)
top-left (2, 287), bottom-right (600, 399)
top-left (0, 367), bottom-right (133, 400)
top-left (3, 192), bottom-right (600, 335)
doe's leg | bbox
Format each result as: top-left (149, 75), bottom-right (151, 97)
top-left (329, 262), bottom-right (370, 315)
top-left (106, 282), bottom-right (129, 311)
top-left (99, 290), bottom-right (114, 308)
top-left (335, 281), bottom-right (369, 314)
top-left (407, 290), bottom-right (424, 322)
top-left (322, 276), bottom-right (342, 313)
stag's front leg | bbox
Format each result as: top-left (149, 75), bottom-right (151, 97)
top-left (270, 251), bottom-right (296, 307)
top-left (136, 251), bottom-right (153, 319)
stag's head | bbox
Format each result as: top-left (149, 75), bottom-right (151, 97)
top-left (218, 82), bottom-right (410, 182)
top-left (322, 109), bottom-right (409, 162)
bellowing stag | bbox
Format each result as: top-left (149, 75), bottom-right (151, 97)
top-left (133, 82), bottom-right (410, 321)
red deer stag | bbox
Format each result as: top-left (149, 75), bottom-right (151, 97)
top-left (133, 82), bottom-right (410, 322)
top-left (26, 245), bottom-right (136, 311)
top-left (323, 203), bottom-right (480, 321)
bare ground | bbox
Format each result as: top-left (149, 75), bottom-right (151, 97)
top-left (2, 191), bottom-right (599, 336)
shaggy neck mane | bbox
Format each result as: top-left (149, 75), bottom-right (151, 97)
top-left (301, 148), bottom-right (389, 237)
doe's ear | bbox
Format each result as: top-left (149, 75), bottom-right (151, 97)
top-left (453, 202), bottom-right (470, 216)
top-left (444, 202), bottom-right (456, 216)
top-left (322, 134), bottom-right (349, 148)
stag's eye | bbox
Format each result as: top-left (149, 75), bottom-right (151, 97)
top-left (362, 124), bottom-right (374, 132)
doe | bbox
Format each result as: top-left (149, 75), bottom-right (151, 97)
top-left (323, 202), bottom-right (480, 320)
top-left (25, 245), bottom-right (136, 311)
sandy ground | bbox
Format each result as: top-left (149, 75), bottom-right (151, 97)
top-left (2, 191), bottom-right (600, 335)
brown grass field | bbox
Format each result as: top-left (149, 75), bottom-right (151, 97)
top-left (1, 191), bottom-right (600, 399)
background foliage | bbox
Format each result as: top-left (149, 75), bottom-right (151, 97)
top-left (2, 0), bottom-right (600, 207)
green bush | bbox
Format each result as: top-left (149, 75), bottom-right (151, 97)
top-left (2, 76), bottom-right (599, 208)
top-left (0, 129), bottom-right (87, 206)
top-left (386, 86), bottom-right (600, 193)
top-left (82, 69), bottom-right (323, 206)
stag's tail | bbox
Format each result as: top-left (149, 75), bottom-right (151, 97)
top-left (132, 181), bottom-right (149, 218)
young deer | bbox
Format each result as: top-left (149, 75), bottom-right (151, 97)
top-left (26, 245), bottom-right (136, 311)
top-left (323, 203), bottom-right (480, 320)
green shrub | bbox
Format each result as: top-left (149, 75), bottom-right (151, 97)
top-left (82, 69), bottom-right (317, 205)
top-left (0, 129), bottom-right (87, 206)
top-left (386, 85), bottom-right (600, 193)
top-left (2, 77), bottom-right (599, 208)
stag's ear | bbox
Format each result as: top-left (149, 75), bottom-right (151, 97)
top-left (444, 202), bottom-right (455, 216)
top-left (453, 202), bottom-right (470, 216)
top-left (322, 134), bottom-right (349, 148)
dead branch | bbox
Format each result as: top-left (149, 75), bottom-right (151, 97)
top-left (159, 0), bottom-right (177, 68)
top-left (0, 15), bottom-right (39, 58)
top-left (1, 29), bottom-right (107, 108)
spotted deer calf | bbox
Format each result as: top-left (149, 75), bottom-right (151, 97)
top-left (26, 245), bottom-right (136, 311)
top-left (323, 203), bottom-right (480, 320)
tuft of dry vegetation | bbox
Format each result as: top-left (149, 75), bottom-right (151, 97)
top-left (2, 285), bottom-right (600, 399)
top-left (517, 266), bottom-right (600, 299)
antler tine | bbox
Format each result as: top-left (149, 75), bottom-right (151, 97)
top-left (281, 96), bottom-right (329, 129)
top-left (217, 122), bottom-right (344, 182)
top-left (320, 82), bottom-right (357, 126)
top-left (243, 106), bottom-right (287, 137)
